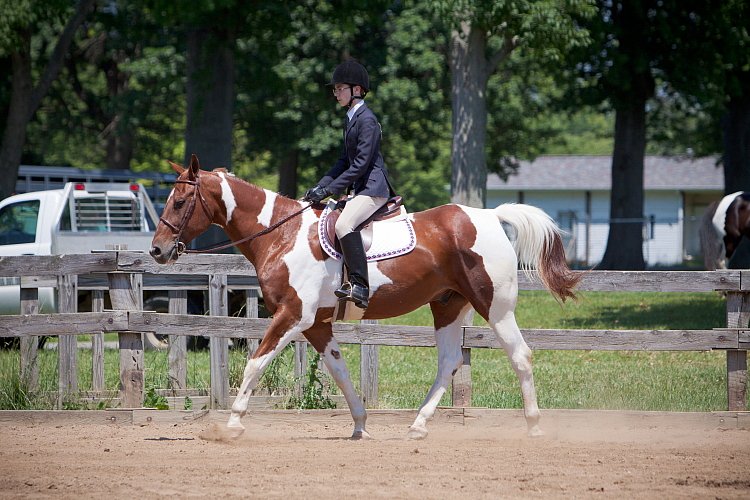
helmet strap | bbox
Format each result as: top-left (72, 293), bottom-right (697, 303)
top-left (347, 85), bottom-right (364, 107)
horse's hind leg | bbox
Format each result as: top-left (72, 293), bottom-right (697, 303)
top-left (487, 289), bottom-right (542, 437)
top-left (304, 320), bottom-right (369, 439)
top-left (407, 296), bottom-right (473, 440)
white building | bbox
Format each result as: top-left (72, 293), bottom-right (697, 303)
top-left (486, 155), bottom-right (723, 267)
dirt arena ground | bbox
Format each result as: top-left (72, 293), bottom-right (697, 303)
top-left (1, 408), bottom-right (749, 499)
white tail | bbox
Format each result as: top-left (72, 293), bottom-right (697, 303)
top-left (494, 203), bottom-right (560, 271)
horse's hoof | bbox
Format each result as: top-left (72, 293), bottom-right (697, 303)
top-left (199, 422), bottom-right (245, 442)
top-left (527, 426), bottom-right (544, 438)
top-left (406, 425), bottom-right (428, 440)
top-left (351, 429), bottom-right (372, 440)
top-left (226, 425), bottom-right (246, 439)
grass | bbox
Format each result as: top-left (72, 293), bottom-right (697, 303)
top-left (0, 291), bottom-right (738, 411)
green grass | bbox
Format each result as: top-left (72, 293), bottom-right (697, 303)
top-left (0, 291), bottom-right (738, 411)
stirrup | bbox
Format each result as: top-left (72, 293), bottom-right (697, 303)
top-left (334, 281), bottom-right (352, 298)
top-left (335, 281), bottom-right (369, 309)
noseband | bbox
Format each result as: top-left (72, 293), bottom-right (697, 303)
top-left (158, 177), bottom-right (213, 255)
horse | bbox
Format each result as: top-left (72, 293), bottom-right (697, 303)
top-left (699, 191), bottom-right (750, 270)
top-left (149, 155), bottom-right (581, 440)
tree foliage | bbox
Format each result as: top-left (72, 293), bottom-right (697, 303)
top-left (1, 0), bottom-right (746, 257)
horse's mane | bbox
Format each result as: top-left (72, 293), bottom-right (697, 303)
top-left (209, 168), bottom-right (298, 202)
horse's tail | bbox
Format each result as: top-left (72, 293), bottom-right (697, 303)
top-left (494, 203), bottom-right (581, 302)
top-left (699, 200), bottom-right (723, 270)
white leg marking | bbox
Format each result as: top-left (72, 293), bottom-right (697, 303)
top-left (322, 339), bottom-right (370, 439)
top-left (462, 206), bottom-right (542, 437)
top-left (228, 328), bottom-right (300, 435)
top-left (408, 304), bottom-right (472, 440)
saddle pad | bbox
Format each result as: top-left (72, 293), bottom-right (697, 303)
top-left (318, 204), bottom-right (416, 262)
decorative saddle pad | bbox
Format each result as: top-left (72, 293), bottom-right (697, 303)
top-left (318, 201), bottom-right (416, 262)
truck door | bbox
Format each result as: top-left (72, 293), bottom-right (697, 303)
top-left (0, 198), bottom-right (46, 256)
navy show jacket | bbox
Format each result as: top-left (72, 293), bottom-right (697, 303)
top-left (318, 103), bottom-right (392, 198)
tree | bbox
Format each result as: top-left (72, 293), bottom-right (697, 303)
top-left (27, 1), bottom-right (186, 171)
top-left (0, 0), bottom-right (95, 200)
top-left (569, 1), bottom-right (717, 269)
top-left (704, 1), bottom-right (750, 194)
top-left (233, 0), bottom-right (392, 198)
top-left (436, 0), bottom-right (593, 207)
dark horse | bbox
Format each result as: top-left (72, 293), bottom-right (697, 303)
top-left (150, 155), bottom-right (581, 440)
top-left (699, 191), bottom-right (750, 270)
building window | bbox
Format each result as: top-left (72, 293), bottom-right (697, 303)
top-left (557, 210), bottom-right (577, 260)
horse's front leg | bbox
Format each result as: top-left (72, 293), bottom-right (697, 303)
top-left (226, 310), bottom-right (303, 437)
top-left (304, 315), bottom-right (370, 439)
top-left (407, 300), bottom-right (472, 440)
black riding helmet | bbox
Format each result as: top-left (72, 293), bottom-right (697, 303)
top-left (329, 60), bottom-right (370, 93)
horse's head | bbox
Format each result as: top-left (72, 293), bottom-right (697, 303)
top-left (721, 192), bottom-right (750, 261)
top-left (150, 154), bottom-right (216, 264)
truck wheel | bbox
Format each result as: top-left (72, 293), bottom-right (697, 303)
top-left (142, 296), bottom-right (170, 350)
top-left (142, 295), bottom-right (210, 350)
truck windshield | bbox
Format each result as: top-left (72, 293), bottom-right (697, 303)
top-left (0, 200), bottom-right (39, 245)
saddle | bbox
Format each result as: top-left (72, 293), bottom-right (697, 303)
top-left (318, 196), bottom-right (416, 261)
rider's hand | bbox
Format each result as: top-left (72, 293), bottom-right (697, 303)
top-left (303, 185), bottom-right (330, 203)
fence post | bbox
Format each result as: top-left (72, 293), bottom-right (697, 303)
top-left (451, 310), bottom-right (475, 407)
top-left (57, 274), bottom-right (78, 408)
top-left (294, 342), bottom-right (309, 398)
top-left (725, 290), bottom-right (749, 411)
top-left (360, 319), bottom-right (379, 408)
top-left (245, 288), bottom-right (260, 355)
top-left (108, 272), bottom-right (144, 408)
top-left (208, 274), bottom-right (229, 409)
top-left (168, 290), bottom-right (188, 391)
top-left (91, 290), bottom-right (105, 392)
top-left (19, 286), bottom-right (39, 392)
top-left (452, 347), bottom-right (472, 407)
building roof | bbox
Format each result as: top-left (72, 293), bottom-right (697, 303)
top-left (487, 155), bottom-right (723, 191)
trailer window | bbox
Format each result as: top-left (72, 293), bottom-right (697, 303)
top-left (0, 200), bottom-right (39, 245)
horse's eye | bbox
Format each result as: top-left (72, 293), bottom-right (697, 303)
top-left (174, 199), bottom-right (186, 209)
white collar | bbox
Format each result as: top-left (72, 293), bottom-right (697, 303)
top-left (347, 100), bottom-right (365, 121)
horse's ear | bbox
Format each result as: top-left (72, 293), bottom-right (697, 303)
top-left (189, 154), bottom-right (201, 180)
top-left (168, 160), bottom-right (185, 175)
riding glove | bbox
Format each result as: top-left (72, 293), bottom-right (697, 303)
top-left (304, 185), bottom-right (330, 203)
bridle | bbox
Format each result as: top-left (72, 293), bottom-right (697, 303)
top-left (159, 174), bottom-right (312, 255)
top-left (158, 177), bottom-right (212, 255)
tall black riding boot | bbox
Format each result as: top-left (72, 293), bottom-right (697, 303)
top-left (335, 232), bottom-right (370, 309)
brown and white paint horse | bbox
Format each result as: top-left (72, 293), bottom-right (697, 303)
top-left (150, 155), bottom-right (581, 440)
top-left (699, 191), bottom-right (750, 270)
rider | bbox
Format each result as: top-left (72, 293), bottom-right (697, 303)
top-left (304, 59), bottom-right (394, 309)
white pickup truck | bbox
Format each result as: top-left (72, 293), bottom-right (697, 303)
top-left (0, 182), bottom-right (160, 336)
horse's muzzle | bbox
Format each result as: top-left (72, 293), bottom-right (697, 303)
top-left (149, 242), bottom-right (180, 264)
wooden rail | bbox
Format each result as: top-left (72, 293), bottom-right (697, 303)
top-left (0, 253), bottom-right (747, 410)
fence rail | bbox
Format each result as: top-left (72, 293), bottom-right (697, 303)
top-left (0, 252), bottom-right (747, 410)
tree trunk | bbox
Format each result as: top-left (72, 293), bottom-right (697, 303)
top-left (0, 0), bottom-right (95, 200)
top-left (598, 99), bottom-right (647, 270)
top-left (184, 26), bottom-right (236, 251)
top-left (104, 61), bottom-right (133, 170)
top-left (184, 27), bottom-right (235, 170)
top-left (722, 90), bottom-right (750, 194)
top-left (0, 32), bottom-right (33, 199)
top-left (449, 23), bottom-right (490, 208)
top-left (278, 148), bottom-right (299, 198)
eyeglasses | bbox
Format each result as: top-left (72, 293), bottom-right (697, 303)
top-left (332, 85), bottom-right (351, 95)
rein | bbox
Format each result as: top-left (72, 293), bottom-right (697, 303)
top-left (159, 176), bottom-right (312, 255)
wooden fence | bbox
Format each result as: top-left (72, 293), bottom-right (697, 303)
top-left (0, 252), bottom-right (747, 411)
